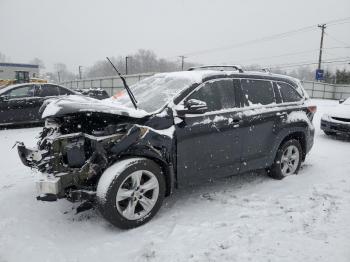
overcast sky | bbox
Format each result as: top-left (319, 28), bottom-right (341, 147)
top-left (1, 0), bottom-right (349, 73)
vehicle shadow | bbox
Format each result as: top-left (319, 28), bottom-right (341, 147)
top-left (69, 169), bottom-right (271, 232)
top-left (0, 122), bottom-right (43, 130)
top-left (323, 133), bottom-right (350, 142)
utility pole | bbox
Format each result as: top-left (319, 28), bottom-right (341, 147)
top-left (78, 65), bottom-right (83, 79)
top-left (317, 24), bottom-right (326, 70)
top-left (125, 56), bottom-right (130, 75)
top-left (57, 71), bottom-right (61, 83)
top-left (179, 56), bottom-right (186, 70)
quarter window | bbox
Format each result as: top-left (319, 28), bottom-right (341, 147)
top-left (241, 79), bottom-right (275, 105)
top-left (58, 86), bottom-right (73, 95)
top-left (187, 79), bottom-right (236, 111)
top-left (277, 82), bottom-right (302, 102)
top-left (37, 85), bottom-right (59, 97)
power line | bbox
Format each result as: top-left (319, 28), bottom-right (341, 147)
top-left (235, 46), bottom-right (349, 64)
top-left (181, 26), bottom-right (316, 58)
top-left (324, 32), bottom-right (350, 46)
top-left (265, 57), bottom-right (350, 69)
top-left (172, 16), bottom-right (350, 59)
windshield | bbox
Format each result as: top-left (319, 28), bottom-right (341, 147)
top-left (113, 73), bottom-right (195, 112)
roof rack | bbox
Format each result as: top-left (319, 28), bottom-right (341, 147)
top-left (188, 65), bottom-right (244, 73)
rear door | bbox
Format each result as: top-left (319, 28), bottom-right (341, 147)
top-left (238, 78), bottom-right (280, 172)
top-left (175, 78), bottom-right (243, 186)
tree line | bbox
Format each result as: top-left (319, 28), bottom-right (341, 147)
top-left (1, 50), bottom-right (349, 84)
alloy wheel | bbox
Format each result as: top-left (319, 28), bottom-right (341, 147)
top-left (115, 170), bottom-right (159, 220)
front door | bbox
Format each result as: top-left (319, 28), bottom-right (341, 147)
top-left (175, 78), bottom-right (243, 186)
top-left (0, 84), bottom-right (41, 124)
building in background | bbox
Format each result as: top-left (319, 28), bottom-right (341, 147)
top-left (0, 62), bottom-right (39, 83)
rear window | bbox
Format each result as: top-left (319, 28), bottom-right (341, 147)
top-left (277, 82), bottom-right (302, 103)
top-left (241, 79), bottom-right (275, 105)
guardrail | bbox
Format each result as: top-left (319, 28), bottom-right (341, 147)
top-left (60, 74), bottom-right (350, 100)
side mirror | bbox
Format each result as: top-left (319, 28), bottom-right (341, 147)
top-left (339, 99), bottom-right (345, 104)
top-left (177, 99), bottom-right (208, 116)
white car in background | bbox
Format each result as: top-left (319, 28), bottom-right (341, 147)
top-left (321, 97), bottom-right (350, 137)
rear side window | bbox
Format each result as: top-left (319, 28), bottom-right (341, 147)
top-left (241, 79), bottom-right (275, 105)
top-left (37, 85), bottom-right (59, 97)
top-left (277, 82), bottom-right (302, 103)
top-left (58, 86), bottom-right (73, 95)
top-left (187, 79), bottom-right (236, 111)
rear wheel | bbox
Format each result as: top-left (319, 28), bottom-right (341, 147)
top-left (96, 158), bottom-right (165, 229)
top-left (268, 139), bottom-right (302, 180)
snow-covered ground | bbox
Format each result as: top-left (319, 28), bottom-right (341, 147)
top-left (0, 99), bottom-right (349, 262)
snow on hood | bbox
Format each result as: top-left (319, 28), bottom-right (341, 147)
top-left (327, 103), bottom-right (350, 119)
top-left (42, 95), bottom-right (149, 119)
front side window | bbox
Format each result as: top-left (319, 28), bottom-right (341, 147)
top-left (187, 79), bottom-right (236, 111)
top-left (277, 82), bottom-right (302, 103)
top-left (4, 85), bottom-right (35, 98)
top-left (241, 79), bottom-right (275, 106)
top-left (37, 84), bottom-right (59, 97)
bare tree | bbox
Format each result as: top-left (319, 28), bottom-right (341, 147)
top-left (0, 52), bottom-right (7, 62)
top-left (29, 57), bottom-right (45, 70)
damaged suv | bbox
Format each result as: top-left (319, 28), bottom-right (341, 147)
top-left (18, 65), bottom-right (316, 229)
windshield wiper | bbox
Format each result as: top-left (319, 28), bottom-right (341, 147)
top-left (106, 57), bottom-right (138, 109)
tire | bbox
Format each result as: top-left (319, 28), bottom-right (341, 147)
top-left (96, 158), bottom-right (165, 229)
top-left (268, 139), bottom-right (302, 180)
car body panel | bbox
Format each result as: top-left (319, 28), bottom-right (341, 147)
top-left (16, 70), bottom-right (315, 205)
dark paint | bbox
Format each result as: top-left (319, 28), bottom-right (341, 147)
top-left (18, 72), bottom-right (315, 201)
top-left (0, 83), bottom-right (77, 126)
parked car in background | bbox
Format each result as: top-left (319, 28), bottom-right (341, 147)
top-left (0, 83), bottom-right (78, 126)
top-left (18, 66), bottom-right (316, 229)
top-left (75, 88), bottom-right (110, 100)
top-left (321, 97), bottom-right (350, 137)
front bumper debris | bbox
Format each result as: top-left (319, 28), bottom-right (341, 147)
top-left (17, 142), bottom-right (45, 167)
top-left (36, 176), bottom-right (61, 195)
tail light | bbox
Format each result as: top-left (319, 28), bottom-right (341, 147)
top-left (307, 106), bottom-right (317, 114)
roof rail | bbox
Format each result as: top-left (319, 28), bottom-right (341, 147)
top-left (261, 68), bottom-right (271, 73)
top-left (188, 65), bottom-right (244, 73)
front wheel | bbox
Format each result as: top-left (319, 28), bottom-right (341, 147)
top-left (96, 158), bottom-right (165, 229)
top-left (268, 139), bottom-right (302, 180)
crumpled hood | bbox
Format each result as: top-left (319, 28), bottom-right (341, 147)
top-left (41, 95), bottom-right (149, 119)
top-left (328, 104), bottom-right (350, 119)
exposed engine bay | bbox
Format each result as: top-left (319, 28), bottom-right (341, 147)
top-left (18, 109), bottom-right (175, 211)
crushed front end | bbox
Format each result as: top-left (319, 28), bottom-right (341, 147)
top-left (18, 113), bottom-right (139, 206)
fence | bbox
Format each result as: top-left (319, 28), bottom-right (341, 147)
top-left (60, 74), bottom-right (350, 100)
top-left (60, 73), bottom-right (153, 96)
top-left (301, 81), bottom-right (350, 100)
